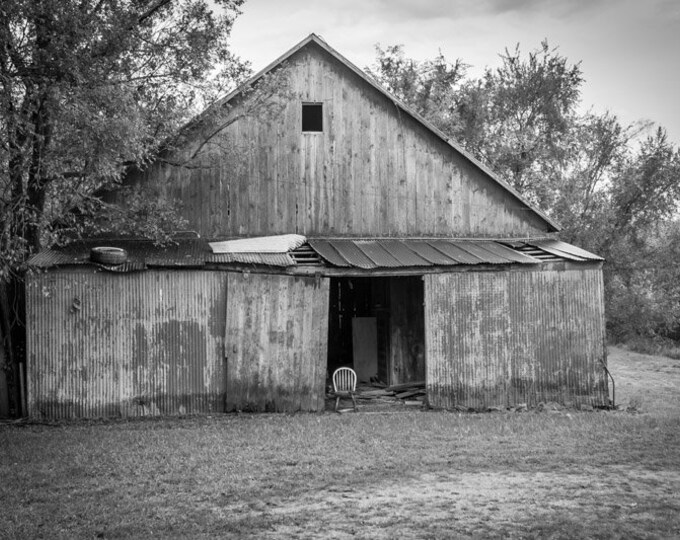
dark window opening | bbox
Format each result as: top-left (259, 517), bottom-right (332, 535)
top-left (302, 103), bottom-right (323, 132)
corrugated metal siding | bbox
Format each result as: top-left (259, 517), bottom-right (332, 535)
top-left (206, 253), bottom-right (296, 266)
top-left (27, 249), bottom-right (86, 267)
top-left (224, 273), bottom-right (329, 412)
top-left (209, 234), bottom-right (306, 253)
top-left (424, 267), bottom-right (607, 409)
top-left (26, 269), bottom-right (227, 418)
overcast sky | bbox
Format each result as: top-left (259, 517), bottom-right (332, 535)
top-left (229, 0), bottom-right (680, 146)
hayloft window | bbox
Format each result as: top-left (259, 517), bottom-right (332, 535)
top-left (302, 103), bottom-right (323, 132)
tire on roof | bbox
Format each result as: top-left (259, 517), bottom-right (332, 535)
top-left (90, 246), bottom-right (128, 265)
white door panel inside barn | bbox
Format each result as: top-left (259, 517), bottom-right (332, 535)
top-left (424, 267), bottom-right (608, 409)
top-left (225, 272), bottom-right (330, 412)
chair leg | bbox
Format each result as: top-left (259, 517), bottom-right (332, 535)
top-left (351, 393), bottom-right (357, 412)
top-left (335, 395), bottom-right (340, 412)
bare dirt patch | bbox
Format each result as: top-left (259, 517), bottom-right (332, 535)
top-left (249, 466), bottom-right (680, 539)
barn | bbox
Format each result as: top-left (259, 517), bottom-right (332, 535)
top-left (25, 34), bottom-right (609, 418)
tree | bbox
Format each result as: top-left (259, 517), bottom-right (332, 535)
top-left (369, 41), bottom-right (680, 345)
top-left (551, 112), bottom-right (639, 247)
top-left (0, 0), bottom-right (251, 281)
top-left (457, 41), bottom-right (583, 208)
top-left (367, 44), bottom-right (467, 138)
top-left (369, 41), bottom-right (583, 210)
top-left (595, 128), bottom-right (680, 340)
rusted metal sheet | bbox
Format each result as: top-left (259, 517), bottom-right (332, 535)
top-left (26, 249), bottom-right (84, 267)
top-left (377, 240), bottom-right (431, 267)
top-left (26, 269), bottom-right (227, 418)
top-left (307, 240), bottom-right (351, 267)
top-left (474, 241), bottom-right (539, 264)
top-left (427, 240), bottom-right (483, 264)
top-left (355, 242), bottom-right (403, 267)
top-left (322, 240), bottom-right (377, 269)
top-left (224, 273), bottom-right (329, 412)
top-left (401, 241), bottom-right (458, 265)
top-left (310, 239), bottom-right (543, 268)
top-left (453, 241), bottom-right (511, 264)
top-left (424, 267), bottom-right (607, 409)
top-left (27, 238), bottom-right (210, 270)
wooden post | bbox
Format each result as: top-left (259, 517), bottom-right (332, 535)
top-left (0, 282), bottom-right (15, 417)
top-left (0, 334), bottom-right (9, 417)
top-left (19, 362), bottom-right (27, 417)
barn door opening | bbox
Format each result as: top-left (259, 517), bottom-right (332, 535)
top-left (327, 276), bottom-right (425, 387)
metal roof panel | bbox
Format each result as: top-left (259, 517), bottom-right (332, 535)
top-left (308, 240), bottom-right (352, 267)
top-left (453, 241), bottom-right (511, 264)
top-left (473, 241), bottom-right (539, 264)
top-left (27, 238), bottom-right (209, 270)
top-left (532, 239), bottom-right (604, 261)
top-left (402, 241), bottom-right (459, 265)
top-left (377, 240), bottom-right (432, 266)
top-left (356, 242), bottom-right (403, 267)
top-left (27, 250), bottom-right (85, 268)
top-left (427, 241), bottom-right (485, 264)
top-left (327, 240), bottom-right (378, 269)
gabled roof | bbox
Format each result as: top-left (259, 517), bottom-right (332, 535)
top-left (209, 33), bottom-right (560, 233)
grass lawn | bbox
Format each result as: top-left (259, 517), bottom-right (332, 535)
top-left (2, 346), bottom-right (680, 539)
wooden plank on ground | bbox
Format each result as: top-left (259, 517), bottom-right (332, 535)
top-left (360, 389), bottom-right (393, 397)
top-left (386, 380), bottom-right (425, 392)
top-left (395, 389), bottom-right (425, 399)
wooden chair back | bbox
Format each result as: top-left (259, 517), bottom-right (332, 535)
top-left (332, 367), bottom-right (357, 394)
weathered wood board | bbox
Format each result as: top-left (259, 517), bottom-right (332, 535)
top-left (126, 42), bottom-right (552, 239)
top-left (225, 272), bottom-right (330, 412)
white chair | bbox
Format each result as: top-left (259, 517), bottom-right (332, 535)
top-left (332, 367), bottom-right (358, 412)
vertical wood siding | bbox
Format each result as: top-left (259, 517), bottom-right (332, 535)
top-left (127, 44), bottom-right (550, 238)
top-left (224, 273), bottom-right (329, 412)
top-left (26, 269), bottom-right (227, 418)
top-left (424, 267), bottom-right (607, 409)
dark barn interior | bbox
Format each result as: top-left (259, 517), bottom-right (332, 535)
top-left (327, 276), bottom-right (425, 386)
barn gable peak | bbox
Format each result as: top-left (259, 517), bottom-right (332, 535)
top-left (212, 33), bottom-right (559, 233)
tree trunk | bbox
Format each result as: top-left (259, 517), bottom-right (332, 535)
top-left (0, 281), bottom-right (18, 417)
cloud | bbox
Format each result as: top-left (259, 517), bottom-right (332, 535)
top-left (334, 0), bottom-right (607, 23)
top-left (484, 0), bottom-right (599, 16)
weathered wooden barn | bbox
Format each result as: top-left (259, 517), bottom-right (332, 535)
top-left (25, 34), bottom-right (609, 418)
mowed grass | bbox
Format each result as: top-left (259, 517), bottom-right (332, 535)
top-left (1, 347), bottom-right (680, 539)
